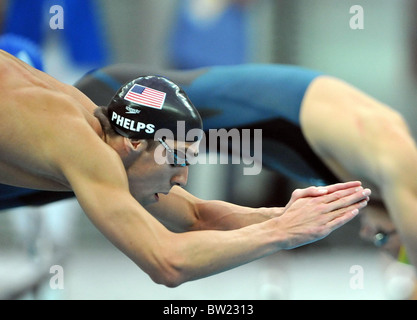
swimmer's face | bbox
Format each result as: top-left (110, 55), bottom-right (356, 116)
top-left (127, 139), bottom-right (200, 206)
top-left (359, 201), bottom-right (401, 258)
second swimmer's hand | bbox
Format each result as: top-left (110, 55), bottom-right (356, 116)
top-left (277, 182), bottom-right (371, 250)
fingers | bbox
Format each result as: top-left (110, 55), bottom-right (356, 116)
top-left (291, 181), bottom-right (363, 199)
top-left (322, 181), bottom-right (362, 194)
top-left (322, 186), bottom-right (371, 229)
top-left (325, 199), bottom-right (368, 231)
top-left (323, 186), bottom-right (371, 208)
top-left (279, 183), bottom-right (370, 250)
top-left (277, 185), bottom-right (370, 250)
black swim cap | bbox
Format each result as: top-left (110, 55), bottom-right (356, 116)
top-left (106, 76), bottom-right (203, 141)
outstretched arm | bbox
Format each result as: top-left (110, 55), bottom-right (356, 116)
top-left (89, 180), bottom-right (368, 287)
top-left (147, 181), bottom-right (369, 232)
top-left (63, 131), bottom-right (369, 287)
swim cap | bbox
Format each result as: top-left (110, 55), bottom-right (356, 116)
top-left (106, 76), bottom-right (203, 141)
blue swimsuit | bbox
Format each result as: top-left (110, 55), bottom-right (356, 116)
top-left (181, 64), bottom-right (320, 128)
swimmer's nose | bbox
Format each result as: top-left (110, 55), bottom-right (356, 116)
top-left (170, 166), bottom-right (188, 188)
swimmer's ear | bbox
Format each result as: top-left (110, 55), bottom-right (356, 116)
top-left (125, 138), bottom-right (148, 153)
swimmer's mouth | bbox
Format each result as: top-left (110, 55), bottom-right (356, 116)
top-left (154, 192), bottom-right (169, 201)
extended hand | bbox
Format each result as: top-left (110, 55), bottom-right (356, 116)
top-left (277, 181), bottom-right (371, 249)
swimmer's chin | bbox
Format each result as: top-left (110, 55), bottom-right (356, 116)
top-left (141, 192), bottom-right (170, 206)
top-left (143, 193), bottom-right (161, 206)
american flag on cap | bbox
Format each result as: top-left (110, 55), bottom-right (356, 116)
top-left (124, 84), bottom-right (166, 110)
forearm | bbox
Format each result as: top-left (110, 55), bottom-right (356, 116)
top-left (193, 183), bottom-right (363, 231)
top-left (384, 187), bottom-right (417, 268)
top-left (159, 218), bottom-right (283, 286)
top-left (148, 185), bottom-right (367, 286)
top-left (147, 186), bottom-right (283, 232)
top-left (378, 144), bottom-right (417, 269)
top-left (86, 183), bottom-right (367, 287)
top-left (82, 188), bottom-right (284, 287)
top-left (195, 200), bottom-right (283, 230)
top-left (149, 183), bottom-right (366, 233)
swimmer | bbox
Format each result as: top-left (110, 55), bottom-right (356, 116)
top-left (0, 50), bottom-right (370, 287)
top-left (0, 34), bottom-right (74, 210)
top-left (75, 63), bottom-right (417, 274)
